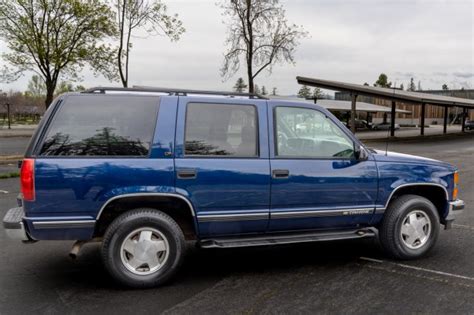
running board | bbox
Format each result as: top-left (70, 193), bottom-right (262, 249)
top-left (199, 228), bottom-right (377, 249)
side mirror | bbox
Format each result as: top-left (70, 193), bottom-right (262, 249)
top-left (354, 144), bottom-right (368, 161)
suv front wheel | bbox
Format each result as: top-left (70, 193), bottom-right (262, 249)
top-left (101, 208), bottom-right (186, 288)
top-left (379, 194), bottom-right (440, 259)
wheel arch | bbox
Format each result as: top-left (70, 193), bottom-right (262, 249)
top-left (384, 183), bottom-right (450, 223)
top-left (94, 193), bottom-right (198, 240)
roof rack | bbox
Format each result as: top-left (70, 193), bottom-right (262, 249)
top-left (82, 86), bottom-right (267, 99)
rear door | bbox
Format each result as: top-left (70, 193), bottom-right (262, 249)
top-left (174, 97), bottom-right (270, 237)
top-left (268, 102), bottom-right (378, 231)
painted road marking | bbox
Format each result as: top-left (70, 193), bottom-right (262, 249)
top-left (452, 224), bottom-right (474, 231)
top-left (360, 257), bottom-right (474, 282)
top-left (0, 190), bottom-right (8, 194)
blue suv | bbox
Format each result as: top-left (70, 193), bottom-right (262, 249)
top-left (3, 87), bottom-right (465, 288)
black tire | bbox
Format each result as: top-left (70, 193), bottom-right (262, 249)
top-left (379, 194), bottom-right (440, 260)
top-left (101, 208), bottom-right (186, 288)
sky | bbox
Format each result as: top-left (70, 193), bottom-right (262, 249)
top-left (0, 0), bottom-right (473, 96)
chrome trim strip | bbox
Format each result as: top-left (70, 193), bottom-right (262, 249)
top-left (374, 208), bottom-right (386, 214)
top-left (382, 183), bottom-right (450, 210)
top-left (271, 208), bottom-right (373, 219)
top-left (198, 213), bottom-right (268, 222)
top-left (33, 220), bottom-right (96, 229)
top-left (95, 193), bottom-right (197, 221)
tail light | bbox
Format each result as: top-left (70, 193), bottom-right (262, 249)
top-left (20, 158), bottom-right (35, 201)
top-left (453, 171), bottom-right (459, 200)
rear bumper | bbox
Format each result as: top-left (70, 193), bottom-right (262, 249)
top-left (3, 207), bottom-right (30, 241)
top-left (445, 199), bottom-right (465, 229)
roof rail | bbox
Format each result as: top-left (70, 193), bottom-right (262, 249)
top-left (82, 86), bottom-right (267, 99)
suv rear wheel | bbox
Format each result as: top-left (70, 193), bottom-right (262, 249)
top-left (101, 208), bottom-right (186, 288)
top-left (379, 195), bottom-right (440, 259)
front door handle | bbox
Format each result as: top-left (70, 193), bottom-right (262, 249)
top-left (177, 169), bottom-right (197, 179)
top-left (272, 169), bottom-right (289, 179)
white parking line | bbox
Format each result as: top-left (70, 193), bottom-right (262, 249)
top-left (452, 224), bottom-right (474, 231)
top-left (360, 257), bottom-right (474, 282)
top-left (0, 190), bottom-right (8, 194)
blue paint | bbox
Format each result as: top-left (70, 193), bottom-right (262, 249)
top-left (18, 95), bottom-right (459, 241)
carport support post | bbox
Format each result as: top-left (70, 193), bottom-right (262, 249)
top-left (443, 106), bottom-right (448, 134)
top-left (390, 101), bottom-right (396, 137)
top-left (420, 103), bottom-right (426, 136)
top-left (351, 94), bottom-right (357, 134)
top-left (462, 108), bottom-right (467, 132)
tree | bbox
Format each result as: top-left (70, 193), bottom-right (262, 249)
top-left (261, 86), bottom-right (268, 95)
top-left (233, 77), bottom-right (248, 92)
top-left (114, 0), bottom-right (185, 87)
top-left (312, 87), bottom-right (323, 99)
top-left (297, 85), bottom-right (311, 98)
top-left (272, 87), bottom-right (277, 96)
top-left (254, 84), bottom-right (261, 94)
top-left (220, 0), bottom-right (307, 93)
top-left (26, 75), bottom-right (46, 98)
top-left (374, 73), bottom-right (392, 88)
top-left (399, 83), bottom-right (404, 91)
top-left (407, 78), bottom-right (416, 91)
top-left (442, 84), bottom-right (449, 90)
top-left (0, 0), bottom-right (117, 108)
top-left (417, 80), bottom-right (423, 91)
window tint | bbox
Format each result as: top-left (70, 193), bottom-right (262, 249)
top-left (275, 106), bottom-right (354, 158)
top-left (185, 103), bottom-right (258, 157)
top-left (39, 95), bottom-right (158, 156)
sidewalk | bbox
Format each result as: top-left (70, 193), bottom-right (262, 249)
top-left (0, 124), bottom-right (37, 138)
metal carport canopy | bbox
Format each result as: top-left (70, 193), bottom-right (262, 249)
top-left (297, 76), bottom-right (474, 108)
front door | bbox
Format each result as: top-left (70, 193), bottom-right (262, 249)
top-left (174, 97), bottom-right (270, 237)
top-left (268, 104), bottom-right (378, 231)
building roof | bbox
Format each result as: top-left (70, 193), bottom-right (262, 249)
top-left (269, 96), bottom-right (411, 114)
top-left (297, 76), bottom-right (474, 108)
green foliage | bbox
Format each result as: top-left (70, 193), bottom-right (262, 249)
top-left (233, 77), bottom-right (248, 92)
top-left (114, 0), bottom-right (185, 87)
top-left (312, 87), bottom-right (323, 99)
top-left (254, 84), bottom-right (261, 94)
top-left (261, 86), bottom-right (268, 95)
top-left (297, 85), bottom-right (311, 98)
top-left (374, 73), bottom-right (392, 88)
top-left (442, 84), bottom-right (449, 90)
top-left (399, 83), bottom-right (404, 90)
top-left (0, 0), bottom-right (117, 108)
top-left (26, 75), bottom-right (46, 98)
top-left (407, 78), bottom-right (416, 91)
top-left (272, 87), bottom-right (278, 96)
top-left (0, 172), bottom-right (20, 179)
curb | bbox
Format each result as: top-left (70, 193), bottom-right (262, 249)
top-left (361, 131), bottom-right (474, 143)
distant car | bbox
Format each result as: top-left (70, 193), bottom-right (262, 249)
top-left (344, 119), bottom-right (373, 130)
top-left (465, 120), bottom-right (474, 130)
top-left (374, 122), bottom-right (400, 130)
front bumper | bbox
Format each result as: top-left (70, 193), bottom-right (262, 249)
top-left (445, 199), bottom-right (465, 229)
top-left (3, 207), bottom-right (29, 241)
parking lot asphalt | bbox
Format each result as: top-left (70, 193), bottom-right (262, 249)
top-left (0, 134), bottom-right (473, 314)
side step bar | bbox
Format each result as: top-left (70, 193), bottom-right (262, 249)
top-left (199, 228), bottom-right (377, 249)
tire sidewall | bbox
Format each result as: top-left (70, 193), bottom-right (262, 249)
top-left (392, 198), bottom-right (439, 258)
top-left (104, 211), bottom-right (184, 288)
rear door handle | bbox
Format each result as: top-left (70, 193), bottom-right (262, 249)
top-left (177, 169), bottom-right (197, 179)
top-left (272, 169), bottom-right (289, 179)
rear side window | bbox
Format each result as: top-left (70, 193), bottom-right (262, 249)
top-left (185, 103), bottom-right (258, 157)
top-left (38, 95), bottom-right (158, 156)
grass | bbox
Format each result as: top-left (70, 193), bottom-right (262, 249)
top-left (0, 171), bottom-right (20, 179)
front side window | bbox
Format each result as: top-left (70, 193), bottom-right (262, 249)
top-left (185, 103), bottom-right (258, 157)
top-left (39, 95), bottom-right (158, 156)
top-left (275, 106), bottom-right (354, 158)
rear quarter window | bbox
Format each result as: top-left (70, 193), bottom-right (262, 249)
top-left (38, 95), bottom-right (159, 157)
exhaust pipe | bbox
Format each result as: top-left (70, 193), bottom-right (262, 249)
top-left (69, 238), bottom-right (102, 259)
